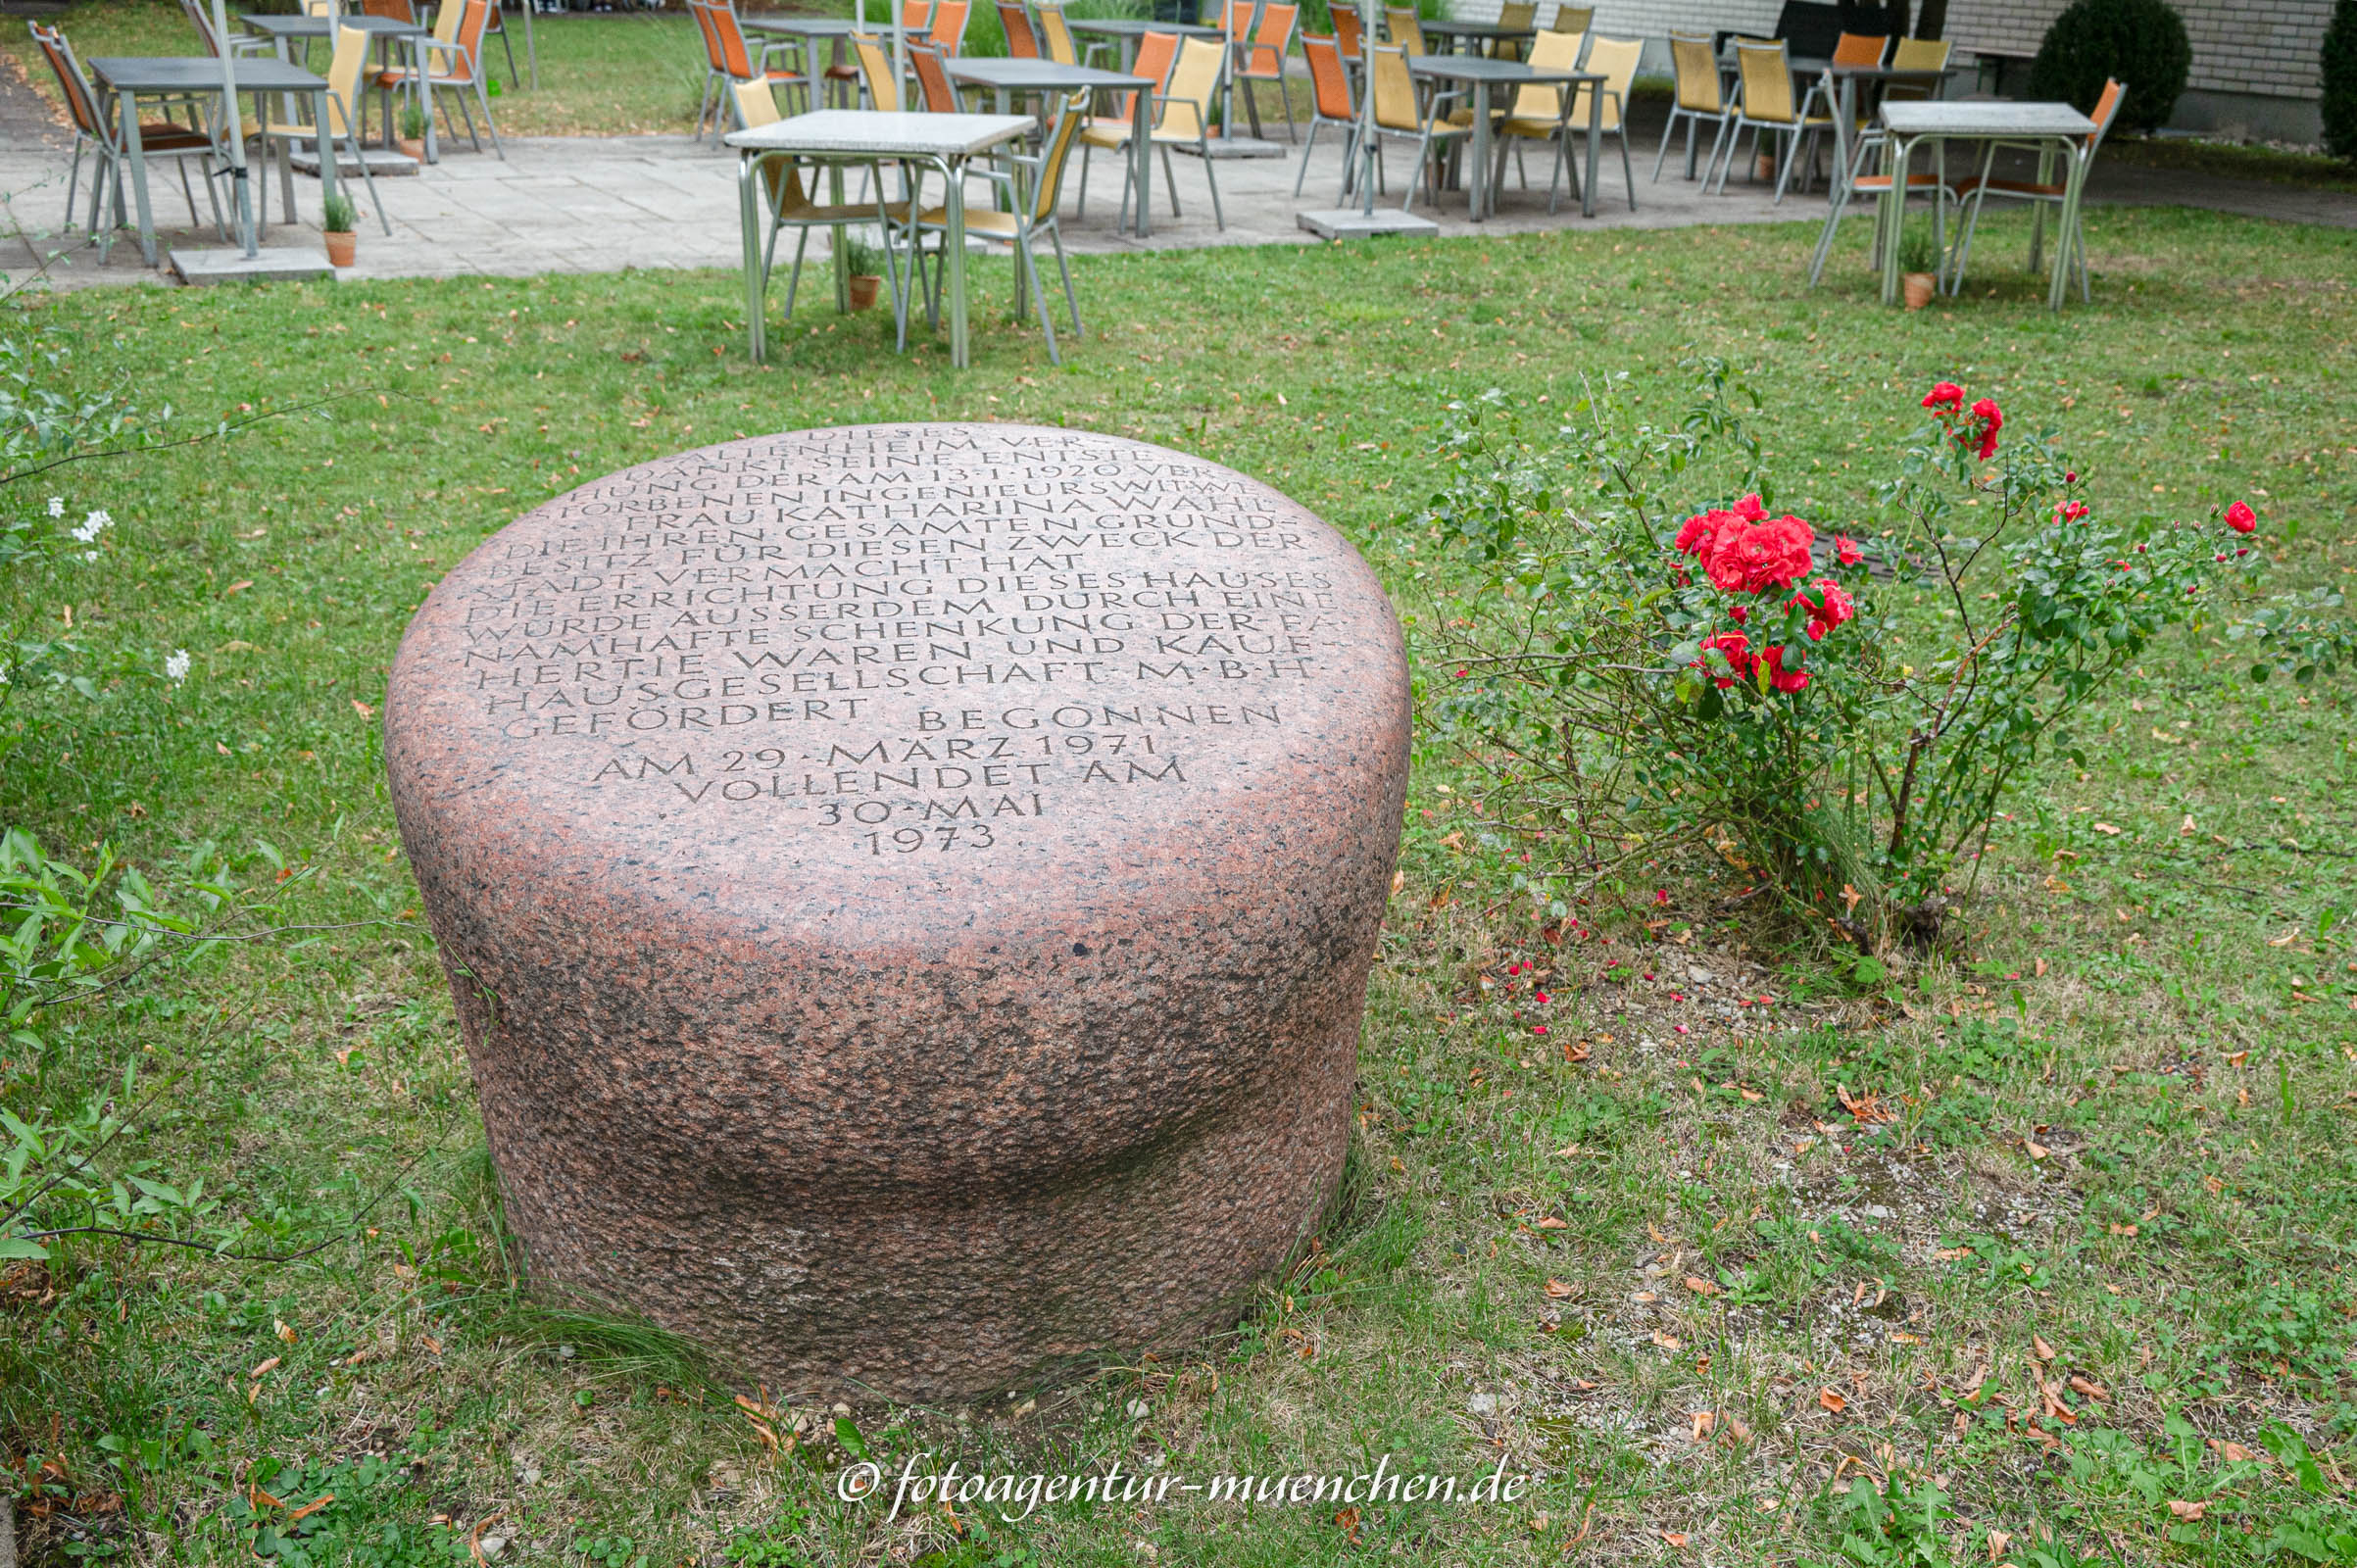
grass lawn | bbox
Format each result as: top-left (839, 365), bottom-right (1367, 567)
top-left (2, 205), bottom-right (2356, 1566)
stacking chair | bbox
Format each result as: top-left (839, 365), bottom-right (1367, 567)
top-left (685, 0), bottom-right (803, 139)
top-left (1831, 30), bottom-right (1888, 67)
top-left (259, 24), bottom-right (392, 232)
top-left (1547, 4), bottom-right (1592, 30)
top-left (910, 90), bottom-right (1088, 364)
top-left (900, 0), bottom-right (933, 31)
top-left (1491, 26), bottom-right (1590, 213)
top-left (733, 78), bottom-right (914, 335)
top-left (1654, 29), bottom-right (1731, 181)
top-left (1558, 33), bottom-right (1639, 210)
top-left (1330, 4), bottom-right (1362, 60)
top-left (930, 0), bottom-right (972, 52)
top-left (1490, 0), bottom-right (1533, 58)
top-left (909, 39), bottom-right (961, 109)
top-left (998, 1), bottom-right (1041, 59)
top-left (1707, 38), bottom-right (1832, 200)
top-left (852, 31), bottom-right (902, 111)
top-left (375, 0), bottom-right (503, 157)
top-left (1946, 75), bottom-right (2123, 300)
top-left (31, 23), bottom-right (223, 252)
top-left (1076, 27), bottom-right (1177, 222)
top-left (1116, 34), bottom-right (1225, 226)
top-left (1293, 31), bottom-right (1358, 197)
top-left (1361, 42), bottom-right (1467, 210)
top-left (1805, 105), bottom-right (1955, 286)
top-left (1384, 8), bottom-right (1426, 54)
top-left (1234, 1), bottom-right (1299, 140)
top-left (1034, 0), bottom-right (1079, 64)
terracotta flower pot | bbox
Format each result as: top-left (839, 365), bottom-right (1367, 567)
top-left (847, 273), bottom-right (881, 312)
top-left (1902, 271), bottom-right (1936, 310)
top-left (324, 230), bottom-right (357, 269)
top-left (396, 136), bottom-right (425, 161)
top-left (1753, 151), bottom-right (1776, 182)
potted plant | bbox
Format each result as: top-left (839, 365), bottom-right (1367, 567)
top-left (1897, 226), bottom-right (1938, 309)
top-left (396, 102), bottom-right (428, 161)
top-left (840, 234), bottom-right (887, 313)
top-left (321, 191), bottom-right (358, 270)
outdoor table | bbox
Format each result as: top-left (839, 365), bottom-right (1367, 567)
top-left (943, 58), bottom-right (1156, 237)
top-left (740, 17), bottom-right (917, 116)
top-left (1065, 15), bottom-right (1222, 72)
top-left (727, 110), bottom-right (1030, 369)
top-left (1406, 56), bottom-right (1602, 220)
top-left (1419, 18), bottom-right (1536, 55)
top-left (1875, 100), bottom-right (2094, 310)
top-left (1816, 62), bottom-right (1956, 203)
top-left (240, 13), bottom-right (434, 161)
top-left (87, 55), bottom-right (338, 268)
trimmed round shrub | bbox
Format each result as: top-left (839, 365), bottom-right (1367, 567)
top-left (2028, 0), bottom-right (2192, 135)
top-left (2325, 0), bottom-right (2357, 161)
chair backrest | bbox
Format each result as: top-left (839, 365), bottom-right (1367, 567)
top-left (1890, 35), bottom-right (1948, 72)
top-left (1548, 4), bottom-right (1592, 29)
top-left (1831, 30), bottom-right (1887, 67)
top-left (998, 1), bottom-right (1039, 57)
top-left (1104, 28), bottom-right (1177, 120)
top-left (931, 0), bottom-right (970, 51)
top-left (1734, 38), bottom-right (1794, 123)
top-left (1571, 33), bottom-right (1641, 130)
top-left (2086, 75), bottom-right (2125, 152)
top-left (900, 0), bottom-right (931, 29)
top-left (1026, 88), bottom-right (1088, 223)
top-left (732, 74), bottom-right (781, 128)
top-left (1330, 4), bottom-right (1360, 57)
top-left (360, 0), bottom-right (416, 19)
top-left (852, 32), bottom-right (900, 110)
top-left (704, 0), bottom-right (760, 78)
top-left (1506, 25), bottom-right (1579, 120)
top-left (450, 0), bottom-right (492, 70)
top-left (686, 0), bottom-right (723, 73)
top-left (1222, 0), bottom-right (1250, 37)
top-left (1301, 30), bottom-right (1351, 121)
top-left (1492, 0), bottom-right (1531, 53)
top-left (178, 0), bottom-right (224, 55)
top-left (1036, 0), bottom-right (1077, 64)
top-left (1156, 33), bottom-right (1223, 138)
top-left (304, 0), bottom-right (335, 18)
top-left (1369, 42), bottom-right (1418, 129)
top-left (1667, 30), bottom-right (1722, 112)
top-left (323, 23), bottom-right (372, 132)
top-left (28, 24), bottom-right (105, 141)
top-left (910, 39), bottom-right (959, 107)
top-left (1384, 7), bottom-right (1424, 54)
top-left (431, 0), bottom-right (465, 44)
top-left (1242, 2), bottom-right (1295, 74)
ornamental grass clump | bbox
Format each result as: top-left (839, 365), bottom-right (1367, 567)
top-left (1399, 364), bottom-right (2352, 952)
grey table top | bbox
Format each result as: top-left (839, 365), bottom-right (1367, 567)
top-left (1881, 99), bottom-right (2094, 136)
top-left (945, 57), bottom-right (1151, 88)
top-left (240, 14), bottom-right (424, 36)
top-left (724, 108), bottom-right (1033, 157)
top-left (1065, 17), bottom-right (1223, 34)
top-left (741, 16), bottom-right (874, 35)
top-left (87, 55), bottom-right (328, 92)
top-left (1819, 62), bottom-right (1957, 78)
top-left (1408, 54), bottom-right (1596, 83)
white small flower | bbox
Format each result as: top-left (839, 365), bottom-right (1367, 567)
top-left (45, 496), bottom-right (63, 517)
top-left (71, 509), bottom-right (111, 544)
top-left (165, 649), bottom-right (190, 683)
top-left (81, 550), bottom-right (97, 563)
top-left (0, 663), bottom-right (12, 685)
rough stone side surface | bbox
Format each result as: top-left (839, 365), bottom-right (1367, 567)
top-left (384, 423), bottom-right (1410, 1402)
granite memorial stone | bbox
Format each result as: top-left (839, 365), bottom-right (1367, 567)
top-left (384, 423), bottom-right (1409, 1401)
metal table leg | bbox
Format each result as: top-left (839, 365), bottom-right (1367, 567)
top-left (1131, 73), bottom-right (1153, 237)
top-left (313, 87), bottom-right (341, 219)
top-left (742, 151), bottom-right (768, 362)
top-left (1582, 73), bottom-right (1600, 219)
top-left (117, 90), bottom-right (157, 266)
top-left (945, 152), bottom-right (970, 368)
top-left (1469, 77), bottom-right (1491, 219)
top-left (1879, 130), bottom-right (1915, 305)
top-left (2048, 136), bottom-right (2087, 310)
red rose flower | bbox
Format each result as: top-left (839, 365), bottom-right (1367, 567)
top-left (1734, 494), bottom-right (1767, 522)
top-left (2055, 499), bottom-right (2089, 521)
top-left (1969, 398), bottom-right (2002, 461)
top-left (1673, 507), bottom-right (1743, 562)
top-left (1759, 644), bottom-right (1810, 693)
top-left (1790, 577), bottom-right (1854, 640)
top-left (1922, 381), bottom-right (1965, 415)
top-left (1698, 630), bottom-right (1752, 687)
top-left (2226, 500), bottom-right (2257, 534)
top-left (1836, 535), bottom-right (1864, 565)
top-left (1705, 514), bottom-right (1816, 594)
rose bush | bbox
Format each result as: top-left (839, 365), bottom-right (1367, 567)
top-left (1397, 363), bottom-right (2354, 950)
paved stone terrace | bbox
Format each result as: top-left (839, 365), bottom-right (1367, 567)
top-left (1, 77), bottom-right (2349, 291)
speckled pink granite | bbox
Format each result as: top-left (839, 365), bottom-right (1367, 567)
top-left (384, 424), bottom-right (1409, 1402)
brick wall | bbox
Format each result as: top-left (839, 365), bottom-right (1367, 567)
top-left (1944, 0), bottom-right (2328, 100)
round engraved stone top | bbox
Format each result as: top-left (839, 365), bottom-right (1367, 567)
top-left (385, 424), bottom-right (1410, 1396)
top-left (389, 424), bottom-right (1405, 954)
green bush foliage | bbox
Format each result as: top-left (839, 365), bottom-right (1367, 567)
top-left (2028, 0), bottom-right (2191, 135)
top-left (2325, 0), bottom-right (2357, 160)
